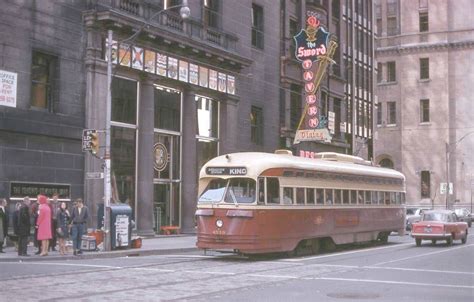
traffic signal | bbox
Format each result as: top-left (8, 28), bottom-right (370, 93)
top-left (90, 132), bottom-right (99, 155)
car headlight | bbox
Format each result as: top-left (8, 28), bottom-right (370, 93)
top-left (216, 219), bottom-right (223, 228)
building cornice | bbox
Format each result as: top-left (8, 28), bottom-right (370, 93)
top-left (376, 40), bottom-right (474, 55)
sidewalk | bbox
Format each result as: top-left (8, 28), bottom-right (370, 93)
top-left (0, 235), bottom-right (198, 262)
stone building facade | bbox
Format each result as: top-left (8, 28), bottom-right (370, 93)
top-left (374, 0), bottom-right (474, 209)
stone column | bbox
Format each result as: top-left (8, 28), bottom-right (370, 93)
top-left (181, 88), bottom-right (197, 233)
top-left (136, 76), bottom-right (155, 236)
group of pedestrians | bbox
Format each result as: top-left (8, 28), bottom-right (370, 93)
top-left (0, 194), bottom-right (89, 257)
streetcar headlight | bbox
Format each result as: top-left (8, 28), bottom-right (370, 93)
top-left (216, 219), bottom-right (224, 228)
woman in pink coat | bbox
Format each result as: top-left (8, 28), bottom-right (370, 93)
top-left (37, 195), bottom-right (52, 256)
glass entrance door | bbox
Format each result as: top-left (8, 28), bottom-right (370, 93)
top-left (153, 182), bottom-right (180, 232)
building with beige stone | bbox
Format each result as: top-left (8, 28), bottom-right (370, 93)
top-left (374, 0), bottom-right (474, 209)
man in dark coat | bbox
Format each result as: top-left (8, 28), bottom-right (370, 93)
top-left (0, 198), bottom-right (8, 253)
top-left (16, 197), bottom-right (31, 256)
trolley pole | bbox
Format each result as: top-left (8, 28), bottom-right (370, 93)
top-left (103, 29), bottom-right (113, 251)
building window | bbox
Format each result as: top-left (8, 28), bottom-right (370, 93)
top-left (250, 106), bottom-right (263, 145)
top-left (387, 17), bottom-right (397, 36)
top-left (421, 171), bottom-right (431, 198)
top-left (379, 158), bottom-right (394, 169)
top-left (420, 99), bottom-right (430, 123)
top-left (155, 86), bottom-right (181, 132)
top-left (204, 0), bottom-right (220, 28)
top-left (290, 84), bottom-right (301, 130)
top-left (334, 98), bottom-right (341, 136)
top-left (377, 62), bottom-right (383, 83)
top-left (419, 11), bottom-right (429, 32)
top-left (251, 4), bottom-right (264, 49)
top-left (376, 103), bottom-right (382, 125)
top-left (387, 61), bottom-right (396, 82)
top-left (31, 51), bottom-right (57, 111)
top-left (112, 77), bottom-right (137, 125)
top-left (332, 0), bottom-right (340, 19)
top-left (420, 58), bottom-right (429, 79)
top-left (387, 102), bottom-right (396, 125)
top-left (289, 19), bottom-right (298, 56)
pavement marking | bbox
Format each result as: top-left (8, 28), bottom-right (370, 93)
top-left (281, 243), bottom-right (413, 262)
top-left (10, 262), bottom-right (123, 269)
top-left (248, 274), bottom-right (298, 279)
top-left (129, 267), bottom-right (176, 272)
top-left (371, 243), bottom-right (474, 267)
top-left (314, 277), bottom-right (474, 289)
top-left (363, 266), bottom-right (474, 276)
top-left (184, 270), bottom-right (236, 275)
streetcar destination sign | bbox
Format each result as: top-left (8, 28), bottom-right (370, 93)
top-left (206, 167), bottom-right (247, 176)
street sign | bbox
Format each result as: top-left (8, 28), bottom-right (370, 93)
top-left (86, 172), bottom-right (104, 179)
top-left (82, 129), bottom-right (97, 152)
top-left (440, 183), bottom-right (447, 194)
top-left (449, 183), bottom-right (453, 195)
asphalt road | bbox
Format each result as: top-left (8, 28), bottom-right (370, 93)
top-left (1, 234), bottom-right (473, 302)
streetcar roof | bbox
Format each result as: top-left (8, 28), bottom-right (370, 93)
top-left (199, 152), bottom-right (405, 181)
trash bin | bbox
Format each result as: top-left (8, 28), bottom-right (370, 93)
top-left (110, 204), bottom-right (132, 250)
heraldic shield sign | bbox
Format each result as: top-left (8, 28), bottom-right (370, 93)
top-left (293, 15), bottom-right (330, 63)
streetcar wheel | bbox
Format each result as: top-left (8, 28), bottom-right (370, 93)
top-left (310, 239), bottom-right (320, 254)
top-left (415, 238), bottom-right (421, 246)
top-left (431, 240), bottom-right (437, 245)
top-left (322, 238), bottom-right (336, 252)
top-left (446, 237), bottom-right (453, 246)
top-left (378, 232), bottom-right (389, 244)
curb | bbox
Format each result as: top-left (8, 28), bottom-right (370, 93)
top-left (0, 247), bottom-right (200, 263)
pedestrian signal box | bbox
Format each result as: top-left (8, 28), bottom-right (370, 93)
top-left (90, 132), bottom-right (99, 154)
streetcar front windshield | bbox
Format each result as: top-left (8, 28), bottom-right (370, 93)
top-left (199, 179), bottom-right (227, 203)
top-left (198, 178), bottom-right (256, 204)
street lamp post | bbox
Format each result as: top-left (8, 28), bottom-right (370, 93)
top-left (103, 1), bottom-right (190, 251)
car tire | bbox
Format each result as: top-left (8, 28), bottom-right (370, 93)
top-left (431, 240), bottom-right (436, 245)
top-left (461, 233), bottom-right (467, 244)
top-left (469, 222), bottom-right (472, 228)
top-left (446, 237), bottom-right (453, 246)
top-left (415, 238), bottom-right (421, 246)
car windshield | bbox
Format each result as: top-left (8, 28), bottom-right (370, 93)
top-left (454, 209), bottom-right (465, 216)
top-left (422, 212), bottom-right (448, 222)
top-left (198, 178), bottom-right (256, 204)
top-left (199, 179), bottom-right (227, 203)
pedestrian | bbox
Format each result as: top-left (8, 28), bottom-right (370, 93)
top-left (70, 198), bottom-right (89, 256)
top-left (56, 201), bottom-right (70, 255)
top-left (49, 192), bottom-right (60, 252)
top-left (36, 195), bottom-right (52, 256)
top-left (31, 199), bottom-right (41, 255)
top-left (0, 198), bottom-right (9, 253)
top-left (16, 197), bottom-right (31, 256)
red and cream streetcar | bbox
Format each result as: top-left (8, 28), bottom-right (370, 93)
top-left (195, 150), bottom-right (406, 255)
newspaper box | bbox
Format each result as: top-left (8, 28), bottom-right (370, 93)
top-left (110, 204), bottom-right (132, 250)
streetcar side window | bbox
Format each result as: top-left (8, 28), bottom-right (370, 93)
top-left (395, 192), bottom-right (401, 204)
top-left (365, 191), bottom-right (372, 204)
top-left (267, 177), bottom-right (280, 204)
top-left (307, 188), bottom-right (315, 204)
top-left (401, 193), bottom-right (406, 204)
top-left (283, 187), bottom-right (294, 204)
top-left (390, 192), bottom-right (396, 204)
top-left (359, 191), bottom-right (366, 204)
top-left (258, 177), bottom-right (265, 204)
top-left (384, 192), bottom-right (390, 205)
top-left (342, 190), bottom-right (349, 204)
top-left (325, 189), bottom-right (333, 205)
top-left (296, 188), bottom-right (305, 204)
top-left (316, 189), bottom-right (324, 204)
top-left (334, 189), bottom-right (342, 205)
top-left (351, 190), bottom-right (357, 204)
top-left (371, 191), bottom-right (378, 205)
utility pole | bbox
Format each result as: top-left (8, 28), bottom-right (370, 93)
top-left (445, 142), bottom-right (449, 209)
top-left (103, 29), bottom-right (113, 251)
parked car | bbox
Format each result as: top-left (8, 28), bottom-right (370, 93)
top-left (411, 210), bottom-right (468, 246)
top-left (405, 207), bottom-right (431, 231)
top-left (454, 208), bottom-right (472, 227)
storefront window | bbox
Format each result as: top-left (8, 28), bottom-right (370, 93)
top-left (110, 127), bottom-right (136, 210)
top-left (154, 133), bottom-right (180, 180)
top-left (154, 86), bottom-right (181, 132)
top-left (196, 95), bottom-right (219, 171)
top-left (112, 77), bottom-right (137, 124)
